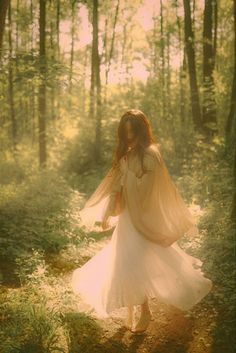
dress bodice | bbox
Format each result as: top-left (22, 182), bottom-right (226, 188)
top-left (119, 149), bottom-right (156, 187)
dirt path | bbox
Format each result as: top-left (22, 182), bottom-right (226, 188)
top-left (59, 235), bottom-right (218, 353)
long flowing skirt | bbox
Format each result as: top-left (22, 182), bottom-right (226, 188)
top-left (71, 205), bottom-right (213, 318)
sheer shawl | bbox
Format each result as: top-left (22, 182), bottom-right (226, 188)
top-left (79, 143), bottom-right (199, 247)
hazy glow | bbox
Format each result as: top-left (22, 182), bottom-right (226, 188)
top-left (62, 125), bottom-right (78, 139)
top-left (135, 0), bottom-right (160, 30)
top-left (59, 0), bottom-right (198, 84)
top-left (78, 5), bottom-right (92, 47)
top-left (131, 60), bottom-right (149, 82)
top-left (60, 5), bottom-right (91, 53)
top-left (60, 20), bottom-right (70, 53)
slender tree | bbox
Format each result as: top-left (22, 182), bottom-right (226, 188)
top-left (213, 0), bottom-right (218, 67)
top-left (0, 0), bottom-right (10, 59)
top-left (202, 0), bottom-right (217, 134)
top-left (105, 0), bottom-right (120, 87)
top-left (30, 0), bottom-right (36, 144)
top-left (8, 1), bottom-right (17, 154)
top-left (102, 0), bottom-right (120, 105)
top-left (160, 0), bottom-right (166, 118)
top-left (225, 0), bottom-right (236, 146)
top-left (152, 14), bottom-right (159, 76)
top-left (183, 0), bottom-right (202, 129)
top-left (38, 0), bottom-right (47, 167)
top-left (56, 0), bottom-right (61, 120)
top-left (69, 0), bottom-right (76, 94)
top-left (166, 28), bottom-right (171, 117)
top-left (232, 139), bottom-right (236, 220)
top-left (49, 0), bottom-right (56, 121)
top-left (175, 0), bottom-right (186, 125)
top-left (90, 0), bottom-right (102, 161)
top-left (81, 44), bottom-right (88, 114)
top-left (89, 2), bottom-right (96, 122)
top-left (120, 7), bottom-right (127, 71)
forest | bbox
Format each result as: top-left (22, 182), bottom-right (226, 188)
top-left (0, 0), bottom-right (235, 352)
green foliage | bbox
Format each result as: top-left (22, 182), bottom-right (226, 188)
top-left (14, 249), bottom-right (47, 286)
top-left (0, 134), bottom-right (235, 352)
top-left (0, 159), bottom-right (26, 185)
top-left (179, 140), bottom-right (236, 351)
top-left (0, 290), bottom-right (69, 353)
top-left (0, 168), bottom-right (71, 256)
top-left (58, 131), bottom-right (97, 176)
top-left (199, 162), bottom-right (236, 349)
top-left (0, 167), bottom-right (88, 285)
top-left (0, 246), bottom-right (105, 353)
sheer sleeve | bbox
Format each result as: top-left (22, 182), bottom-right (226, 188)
top-left (123, 145), bottom-right (198, 247)
top-left (79, 162), bottom-right (123, 230)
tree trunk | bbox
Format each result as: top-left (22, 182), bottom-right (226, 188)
top-left (183, 0), bottom-right (202, 129)
top-left (16, 0), bottom-right (19, 58)
top-left (213, 0), bottom-right (218, 68)
top-left (0, 0), bottom-right (10, 59)
top-left (153, 15), bottom-right (159, 76)
top-left (232, 140), bottom-right (236, 220)
top-left (160, 0), bottom-right (166, 118)
top-left (49, 0), bottom-right (56, 122)
top-left (120, 7), bottom-right (127, 69)
top-left (225, 0), bottom-right (236, 152)
top-left (56, 0), bottom-right (60, 57)
top-left (38, 0), bottom-right (47, 168)
top-left (15, 0), bottom-right (24, 129)
top-left (90, 0), bottom-right (102, 162)
top-left (167, 29), bottom-right (171, 118)
top-left (175, 0), bottom-right (186, 125)
top-left (69, 0), bottom-right (76, 94)
top-left (191, 0), bottom-right (196, 33)
top-left (202, 0), bottom-right (217, 135)
top-left (102, 15), bottom-right (108, 100)
top-left (56, 0), bottom-right (61, 119)
top-left (8, 1), bottom-right (17, 154)
top-left (30, 0), bottom-right (36, 144)
top-left (105, 0), bottom-right (120, 87)
top-left (81, 44), bottom-right (88, 115)
top-left (89, 2), bottom-right (96, 123)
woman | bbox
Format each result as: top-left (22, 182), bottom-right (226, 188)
top-left (71, 109), bottom-right (213, 333)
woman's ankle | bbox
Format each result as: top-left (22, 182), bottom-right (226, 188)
top-left (140, 298), bottom-right (150, 312)
top-left (141, 307), bottom-right (151, 315)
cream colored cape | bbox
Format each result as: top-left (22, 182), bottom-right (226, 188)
top-left (79, 143), bottom-right (199, 247)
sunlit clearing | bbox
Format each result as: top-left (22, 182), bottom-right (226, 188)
top-left (62, 125), bottom-right (78, 139)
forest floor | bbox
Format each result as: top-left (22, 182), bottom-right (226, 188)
top-left (1, 142), bottom-right (235, 352)
top-left (49, 233), bottom-right (219, 353)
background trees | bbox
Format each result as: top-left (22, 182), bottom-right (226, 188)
top-left (0, 0), bottom-right (233, 169)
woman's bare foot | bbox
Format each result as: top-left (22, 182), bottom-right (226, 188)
top-left (124, 305), bottom-right (135, 330)
top-left (131, 297), bottom-right (152, 333)
top-left (131, 309), bottom-right (152, 333)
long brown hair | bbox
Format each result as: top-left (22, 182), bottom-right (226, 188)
top-left (112, 109), bottom-right (157, 171)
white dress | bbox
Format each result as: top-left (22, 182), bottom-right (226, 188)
top-left (71, 201), bottom-right (213, 318)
